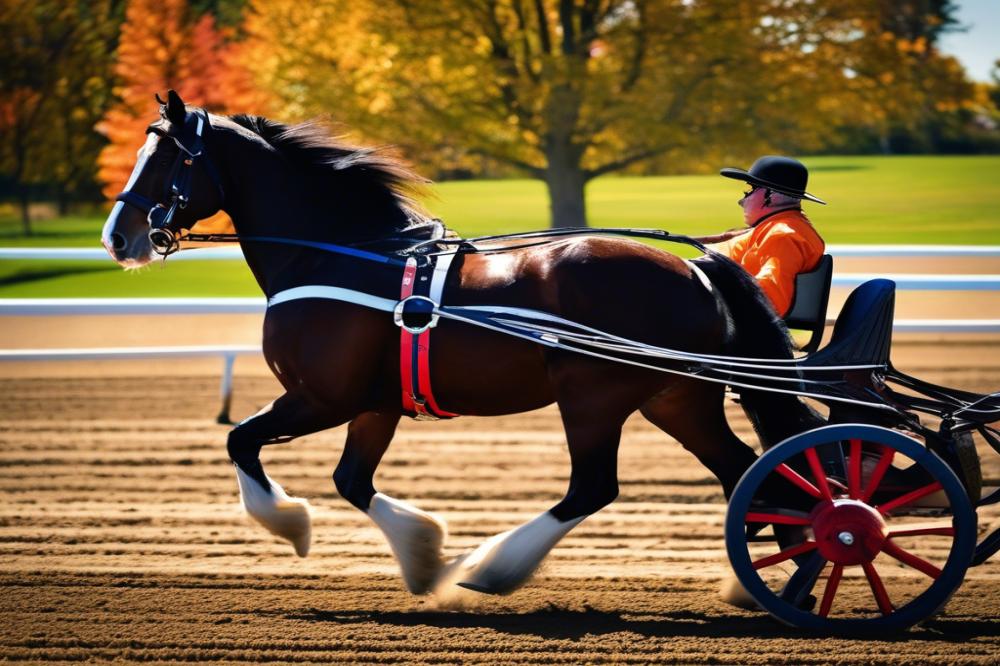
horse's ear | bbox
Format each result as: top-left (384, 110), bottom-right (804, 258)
top-left (165, 89), bottom-right (186, 126)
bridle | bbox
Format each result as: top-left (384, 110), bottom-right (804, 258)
top-left (115, 106), bottom-right (225, 256)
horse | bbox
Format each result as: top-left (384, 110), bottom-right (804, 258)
top-left (102, 90), bottom-right (824, 597)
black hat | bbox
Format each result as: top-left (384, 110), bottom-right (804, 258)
top-left (720, 155), bottom-right (826, 205)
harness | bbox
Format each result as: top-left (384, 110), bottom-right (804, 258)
top-left (119, 106), bottom-right (963, 424)
top-left (395, 254), bottom-right (459, 419)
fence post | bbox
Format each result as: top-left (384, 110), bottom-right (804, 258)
top-left (217, 353), bottom-right (236, 425)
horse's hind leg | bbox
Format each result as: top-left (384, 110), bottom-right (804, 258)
top-left (639, 379), bottom-right (759, 499)
top-left (334, 411), bottom-right (447, 594)
top-left (228, 391), bottom-right (344, 557)
top-left (456, 362), bottom-right (634, 595)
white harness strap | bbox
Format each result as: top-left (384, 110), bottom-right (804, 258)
top-left (267, 251), bottom-right (456, 314)
top-left (685, 259), bottom-right (714, 294)
top-left (267, 285), bottom-right (396, 312)
top-left (429, 250), bottom-right (455, 305)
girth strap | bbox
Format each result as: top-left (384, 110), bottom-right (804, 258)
top-left (398, 255), bottom-right (458, 420)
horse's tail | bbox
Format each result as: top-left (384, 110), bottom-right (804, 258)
top-left (692, 250), bottom-right (826, 448)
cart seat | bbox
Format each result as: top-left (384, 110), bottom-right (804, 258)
top-left (803, 279), bottom-right (896, 367)
top-left (784, 254), bottom-right (833, 353)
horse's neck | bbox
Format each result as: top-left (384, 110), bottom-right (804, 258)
top-left (215, 132), bottom-right (323, 296)
top-left (213, 127), bottom-right (414, 297)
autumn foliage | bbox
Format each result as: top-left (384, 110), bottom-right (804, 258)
top-left (1, 0), bottom-right (997, 230)
top-left (96, 0), bottom-right (270, 200)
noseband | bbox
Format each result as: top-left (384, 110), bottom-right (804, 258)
top-left (115, 108), bottom-right (225, 255)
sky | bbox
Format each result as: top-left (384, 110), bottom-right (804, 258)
top-left (938, 0), bottom-right (999, 82)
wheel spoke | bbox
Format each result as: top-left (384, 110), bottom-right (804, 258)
top-left (882, 539), bottom-right (942, 578)
top-left (862, 561), bottom-right (894, 615)
top-left (848, 439), bottom-right (862, 499)
top-left (818, 563), bottom-right (844, 617)
top-left (752, 540), bottom-right (817, 570)
top-left (861, 445), bottom-right (895, 503)
top-left (804, 447), bottom-right (833, 500)
top-left (746, 510), bottom-right (811, 526)
top-left (775, 463), bottom-right (824, 500)
top-left (877, 481), bottom-right (944, 515)
top-left (887, 522), bottom-right (955, 538)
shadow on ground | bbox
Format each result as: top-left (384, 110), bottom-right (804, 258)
top-left (290, 606), bottom-right (1000, 642)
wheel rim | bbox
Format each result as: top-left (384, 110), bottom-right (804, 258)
top-left (725, 424), bottom-right (976, 632)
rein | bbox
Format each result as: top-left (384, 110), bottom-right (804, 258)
top-left (177, 226), bottom-right (713, 265)
top-left (180, 232), bottom-right (408, 266)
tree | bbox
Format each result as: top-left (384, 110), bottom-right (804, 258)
top-left (0, 1), bottom-right (119, 233)
top-left (97, 0), bottom-right (269, 201)
top-left (247, 0), bottom-right (979, 227)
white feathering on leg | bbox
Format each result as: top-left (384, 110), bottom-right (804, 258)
top-left (367, 493), bottom-right (447, 595)
top-left (456, 511), bottom-right (585, 595)
top-left (234, 465), bottom-right (311, 557)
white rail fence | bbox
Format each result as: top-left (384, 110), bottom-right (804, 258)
top-left (3, 244), bottom-right (998, 421)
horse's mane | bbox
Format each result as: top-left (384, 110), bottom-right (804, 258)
top-left (228, 114), bottom-right (428, 230)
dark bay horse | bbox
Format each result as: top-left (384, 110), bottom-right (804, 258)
top-left (102, 90), bottom-right (822, 596)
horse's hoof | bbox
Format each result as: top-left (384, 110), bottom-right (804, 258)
top-left (455, 512), bottom-right (584, 596)
top-left (235, 466), bottom-right (312, 557)
top-left (456, 580), bottom-right (499, 595)
top-left (368, 493), bottom-right (446, 594)
top-left (268, 498), bottom-right (312, 557)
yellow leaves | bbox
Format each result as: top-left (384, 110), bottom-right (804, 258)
top-left (367, 90), bottom-right (392, 115)
top-left (427, 55), bottom-right (444, 82)
top-left (474, 35), bottom-right (492, 57)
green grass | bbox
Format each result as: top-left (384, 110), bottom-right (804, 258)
top-left (2, 155), bottom-right (998, 297)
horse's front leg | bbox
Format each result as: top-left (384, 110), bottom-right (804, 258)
top-left (334, 411), bottom-right (448, 594)
top-left (228, 391), bottom-right (344, 557)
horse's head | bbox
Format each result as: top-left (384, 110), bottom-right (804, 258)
top-left (102, 90), bottom-right (225, 267)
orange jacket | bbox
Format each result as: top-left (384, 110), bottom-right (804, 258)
top-left (714, 209), bottom-right (825, 317)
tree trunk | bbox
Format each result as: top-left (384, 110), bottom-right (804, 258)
top-left (542, 78), bottom-right (587, 228)
top-left (57, 185), bottom-right (70, 216)
top-left (19, 189), bottom-right (32, 236)
top-left (544, 165), bottom-right (588, 228)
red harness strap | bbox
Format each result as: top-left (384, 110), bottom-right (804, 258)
top-left (399, 257), bottom-right (458, 419)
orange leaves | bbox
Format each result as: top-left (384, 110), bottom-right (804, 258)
top-left (97, 0), bottom-right (272, 200)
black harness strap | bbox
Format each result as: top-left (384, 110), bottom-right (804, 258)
top-left (114, 108), bottom-right (225, 256)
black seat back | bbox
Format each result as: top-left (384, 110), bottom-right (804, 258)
top-left (784, 254), bottom-right (833, 353)
top-left (803, 279), bottom-right (896, 367)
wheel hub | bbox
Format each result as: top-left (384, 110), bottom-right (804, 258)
top-left (811, 499), bottom-right (886, 565)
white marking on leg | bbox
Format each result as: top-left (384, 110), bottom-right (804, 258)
top-left (234, 466), bottom-right (311, 557)
top-left (454, 511), bottom-right (585, 595)
top-left (367, 493), bottom-right (447, 594)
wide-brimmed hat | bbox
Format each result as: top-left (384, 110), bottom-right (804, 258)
top-left (720, 155), bottom-right (826, 205)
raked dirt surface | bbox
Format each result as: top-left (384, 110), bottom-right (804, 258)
top-left (1, 358), bottom-right (999, 664)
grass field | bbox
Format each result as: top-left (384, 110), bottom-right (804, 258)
top-left (1, 155), bottom-right (998, 297)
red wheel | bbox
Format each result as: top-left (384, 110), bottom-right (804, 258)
top-left (725, 424), bottom-right (976, 633)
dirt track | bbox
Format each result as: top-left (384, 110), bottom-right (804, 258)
top-left (1, 364), bottom-right (999, 664)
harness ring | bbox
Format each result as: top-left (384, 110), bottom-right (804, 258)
top-left (393, 295), bottom-right (440, 334)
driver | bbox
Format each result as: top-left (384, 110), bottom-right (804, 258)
top-left (711, 156), bottom-right (826, 317)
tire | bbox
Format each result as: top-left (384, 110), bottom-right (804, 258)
top-left (725, 423), bottom-right (976, 634)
